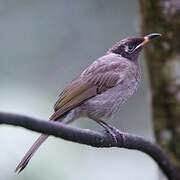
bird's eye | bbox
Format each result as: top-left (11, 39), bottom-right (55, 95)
top-left (128, 44), bottom-right (135, 52)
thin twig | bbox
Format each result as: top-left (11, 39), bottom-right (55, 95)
top-left (0, 112), bottom-right (179, 180)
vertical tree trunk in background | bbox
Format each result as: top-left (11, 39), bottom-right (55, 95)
top-left (139, 0), bottom-right (180, 171)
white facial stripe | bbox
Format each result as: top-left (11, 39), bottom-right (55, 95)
top-left (134, 37), bottom-right (150, 51)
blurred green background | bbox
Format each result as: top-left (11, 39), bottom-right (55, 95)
top-left (0, 0), bottom-right (158, 179)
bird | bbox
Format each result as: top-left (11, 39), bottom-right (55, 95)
top-left (15, 33), bottom-right (161, 173)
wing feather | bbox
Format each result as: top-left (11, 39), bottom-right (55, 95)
top-left (52, 55), bottom-right (128, 120)
top-left (50, 85), bottom-right (97, 120)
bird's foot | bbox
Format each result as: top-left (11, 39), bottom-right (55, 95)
top-left (97, 120), bottom-right (119, 145)
top-left (104, 128), bottom-right (118, 145)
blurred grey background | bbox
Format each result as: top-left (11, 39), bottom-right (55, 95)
top-left (0, 0), bottom-right (158, 180)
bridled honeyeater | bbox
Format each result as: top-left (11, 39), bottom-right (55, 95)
top-left (15, 33), bottom-right (161, 173)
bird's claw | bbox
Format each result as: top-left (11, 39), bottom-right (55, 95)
top-left (103, 126), bottom-right (118, 145)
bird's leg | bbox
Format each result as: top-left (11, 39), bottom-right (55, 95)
top-left (94, 119), bottom-right (118, 144)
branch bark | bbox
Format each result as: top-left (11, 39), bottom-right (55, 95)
top-left (0, 112), bottom-right (179, 180)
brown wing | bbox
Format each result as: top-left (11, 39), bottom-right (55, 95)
top-left (51, 55), bottom-right (128, 120)
top-left (50, 79), bottom-right (97, 120)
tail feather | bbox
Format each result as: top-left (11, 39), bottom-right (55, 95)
top-left (15, 112), bottom-right (72, 173)
top-left (15, 134), bottom-right (48, 173)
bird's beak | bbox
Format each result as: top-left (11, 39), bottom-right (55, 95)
top-left (135, 33), bottom-right (161, 51)
top-left (141, 33), bottom-right (162, 46)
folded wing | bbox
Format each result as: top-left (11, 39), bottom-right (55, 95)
top-left (51, 57), bottom-right (127, 121)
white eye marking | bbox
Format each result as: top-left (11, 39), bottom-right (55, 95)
top-left (124, 45), bottom-right (129, 52)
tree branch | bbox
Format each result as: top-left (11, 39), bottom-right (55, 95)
top-left (0, 112), bottom-right (179, 180)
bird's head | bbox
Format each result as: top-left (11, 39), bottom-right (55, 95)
top-left (107, 33), bottom-right (161, 61)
